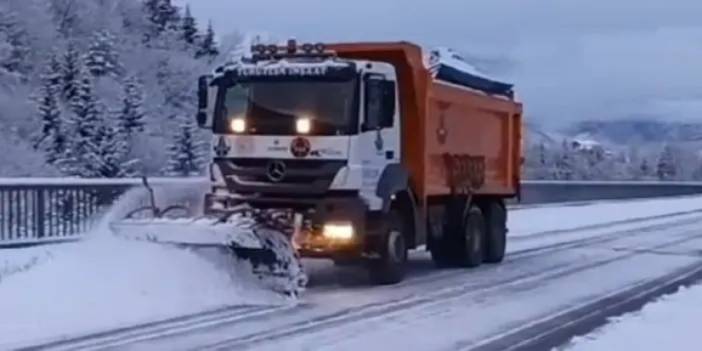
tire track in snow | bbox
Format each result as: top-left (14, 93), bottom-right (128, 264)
top-left (195, 225), bottom-right (702, 350)
top-left (16, 304), bottom-right (294, 351)
top-left (510, 207), bottom-right (702, 241)
top-left (22, 212), bottom-right (702, 351)
top-left (462, 263), bottom-right (702, 351)
top-left (341, 210), bottom-right (702, 293)
top-left (341, 212), bottom-right (702, 293)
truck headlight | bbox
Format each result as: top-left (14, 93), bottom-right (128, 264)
top-left (323, 223), bottom-right (354, 240)
top-left (230, 118), bottom-right (246, 133)
top-left (296, 117), bottom-right (311, 134)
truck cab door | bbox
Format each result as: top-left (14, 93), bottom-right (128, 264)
top-left (353, 73), bottom-right (400, 210)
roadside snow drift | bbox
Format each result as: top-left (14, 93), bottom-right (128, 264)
top-left (0, 247), bottom-right (53, 283)
top-left (0, 188), bottom-right (287, 349)
top-left (565, 284), bottom-right (702, 351)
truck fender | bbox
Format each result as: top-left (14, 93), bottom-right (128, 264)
top-left (376, 165), bottom-right (422, 248)
top-left (375, 164), bottom-right (410, 211)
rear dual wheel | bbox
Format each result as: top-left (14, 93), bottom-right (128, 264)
top-left (482, 201), bottom-right (507, 263)
top-left (455, 206), bottom-right (485, 267)
top-left (431, 204), bottom-right (486, 268)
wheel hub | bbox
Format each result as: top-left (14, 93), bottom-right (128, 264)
top-left (473, 227), bottom-right (482, 252)
top-left (387, 230), bottom-right (405, 262)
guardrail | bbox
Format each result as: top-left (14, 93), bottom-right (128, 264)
top-left (2, 178), bottom-right (702, 246)
top-left (518, 180), bottom-right (702, 204)
top-left (0, 178), bottom-right (205, 246)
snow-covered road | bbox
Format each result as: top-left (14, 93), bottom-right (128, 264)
top-left (4, 196), bottom-right (702, 351)
top-left (563, 282), bottom-right (702, 351)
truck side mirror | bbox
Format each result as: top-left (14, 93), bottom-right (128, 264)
top-left (196, 75), bottom-right (212, 128)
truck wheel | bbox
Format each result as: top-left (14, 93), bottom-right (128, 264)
top-left (368, 209), bottom-right (408, 285)
top-left (431, 198), bottom-right (466, 268)
top-left (455, 206), bottom-right (485, 268)
top-left (431, 222), bottom-right (456, 268)
top-left (483, 201), bottom-right (507, 263)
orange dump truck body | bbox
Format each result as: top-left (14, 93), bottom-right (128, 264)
top-left (329, 42), bottom-right (523, 203)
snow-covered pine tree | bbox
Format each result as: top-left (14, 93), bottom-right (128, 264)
top-left (90, 123), bottom-right (139, 178)
top-left (63, 72), bottom-right (139, 178)
top-left (0, 33), bottom-right (11, 72)
top-left (45, 51), bottom-right (63, 92)
top-left (195, 21), bottom-right (219, 60)
top-left (554, 140), bottom-right (574, 180)
top-left (61, 74), bottom-right (104, 177)
top-left (160, 0), bottom-right (181, 32)
top-left (85, 30), bottom-right (123, 77)
top-left (34, 52), bottom-right (67, 160)
top-left (538, 142), bottom-right (547, 168)
top-left (181, 5), bottom-right (198, 45)
top-left (527, 142), bottom-right (554, 180)
top-left (49, 0), bottom-right (80, 37)
top-left (62, 44), bottom-right (83, 102)
top-left (118, 75), bottom-right (146, 136)
top-left (656, 144), bottom-right (677, 181)
top-left (639, 158), bottom-right (651, 179)
top-left (143, 0), bottom-right (160, 20)
top-left (144, 0), bottom-right (181, 39)
top-left (0, 9), bottom-right (32, 75)
top-left (165, 117), bottom-right (205, 176)
top-left (69, 75), bottom-right (101, 132)
top-left (33, 76), bottom-right (64, 154)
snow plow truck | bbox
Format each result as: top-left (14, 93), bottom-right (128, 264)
top-left (113, 41), bottom-right (523, 294)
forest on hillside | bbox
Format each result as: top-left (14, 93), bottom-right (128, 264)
top-left (0, 0), bottom-right (231, 177)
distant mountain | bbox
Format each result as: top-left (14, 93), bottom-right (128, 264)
top-left (523, 122), bottom-right (564, 147)
top-left (567, 119), bottom-right (702, 145)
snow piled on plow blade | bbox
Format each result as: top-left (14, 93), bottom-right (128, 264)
top-left (109, 218), bottom-right (265, 248)
top-left (107, 185), bottom-right (309, 296)
top-left (0, 185), bottom-right (296, 349)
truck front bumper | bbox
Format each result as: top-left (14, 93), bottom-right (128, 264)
top-left (204, 192), bottom-right (374, 259)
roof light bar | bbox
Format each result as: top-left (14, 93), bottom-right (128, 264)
top-left (249, 39), bottom-right (333, 61)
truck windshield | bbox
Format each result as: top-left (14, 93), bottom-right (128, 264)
top-left (214, 79), bottom-right (358, 135)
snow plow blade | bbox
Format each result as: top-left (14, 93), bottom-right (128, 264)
top-left (107, 177), bottom-right (308, 297)
top-left (108, 218), bottom-right (265, 249)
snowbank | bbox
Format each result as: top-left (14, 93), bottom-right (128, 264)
top-left (0, 189), bottom-right (287, 349)
top-left (564, 284), bottom-right (702, 351)
top-left (509, 195), bottom-right (702, 236)
top-left (0, 247), bottom-right (53, 282)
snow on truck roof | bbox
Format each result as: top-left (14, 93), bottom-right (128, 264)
top-left (426, 47), bottom-right (514, 98)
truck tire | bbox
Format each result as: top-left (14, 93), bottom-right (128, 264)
top-left (483, 201), bottom-right (507, 263)
top-left (454, 206), bottom-right (485, 268)
top-left (430, 200), bottom-right (463, 268)
top-left (368, 209), bottom-right (408, 284)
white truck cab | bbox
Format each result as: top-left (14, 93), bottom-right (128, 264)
top-left (200, 45), bottom-right (401, 211)
top-left (196, 42), bottom-right (410, 278)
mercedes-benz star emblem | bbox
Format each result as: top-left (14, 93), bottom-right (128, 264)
top-left (266, 160), bottom-right (287, 182)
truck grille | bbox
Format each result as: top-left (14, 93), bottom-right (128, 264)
top-left (215, 158), bottom-right (346, 196)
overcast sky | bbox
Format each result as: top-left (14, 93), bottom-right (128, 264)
top-left (183, 0), bottom-right (702, 127)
